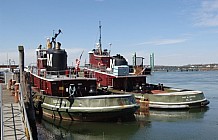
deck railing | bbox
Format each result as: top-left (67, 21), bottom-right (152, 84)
top-left (18, 82), bottom-right (33, 140)
top-left (28, 66), bottom-right (97, 79)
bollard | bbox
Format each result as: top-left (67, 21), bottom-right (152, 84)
top-left (14, 92), bottom-right (18, 102)
top-left (14, 83), bottom-right (19, 103)
top-left (11, 80), bottom-right (16, 95)
top-left (144, 99), bottom-right (149, 109)
top-left (11, 80), bottom-right (16, 90)
top-left (8, 79), bottom-right (12, 90)
top-left (144, 99), bottom-right (149, 115)
top-left (11, 90), bottom-right (15, 96)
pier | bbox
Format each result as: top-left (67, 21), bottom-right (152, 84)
top-left (0, 46), bottom-right (37, 140)
top-left (0, 82), bottom-right (33, 140)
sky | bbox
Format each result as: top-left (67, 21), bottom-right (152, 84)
top-left (1, 0), bottom-right (218, 66)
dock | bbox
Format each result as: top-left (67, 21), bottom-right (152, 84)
top-left (0, 46), bottom-right (38, 140)
top-left (0, 83), bottom-right (33, 140)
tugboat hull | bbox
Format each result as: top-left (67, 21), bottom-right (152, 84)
top-left (131, 90), bottom-right (209, 109)
top-left (37, 94), bottom-right (139, 121)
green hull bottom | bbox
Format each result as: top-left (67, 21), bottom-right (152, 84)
top-left (36, 94), bottom-right (139, 121)
top-left (137, 99), bottom-right (209, 109)
top-left (42, 106), bottom-right (138, 121)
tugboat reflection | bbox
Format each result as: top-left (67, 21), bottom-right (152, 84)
top-left (38, 107), bottom-right (208, 139)
top-left (39, 115), bottom-right (150, 140)
top-left (135, 107), bottom-right (209, 122)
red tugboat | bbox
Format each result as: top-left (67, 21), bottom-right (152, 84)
top-left (26, 30), bottom-right (139, 121)
top-left (84, 23), bottom-right (210, 109)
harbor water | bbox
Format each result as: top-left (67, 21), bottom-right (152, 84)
top-left (37, 71), bottom-right (218, 140)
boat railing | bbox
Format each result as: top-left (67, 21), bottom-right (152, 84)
top-left (28, 66), bottom-right (96, 79)
top-left (44, 70), bottom-right (81, 79)
top-left (84, 64), bottom-right (151, 76)
top-left (83, 65), bottom-right (113, 75)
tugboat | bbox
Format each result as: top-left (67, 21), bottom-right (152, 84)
top-left (83, 23), bottom-right (210, 109)
top-left (26, 30), bottom-right (139, 121)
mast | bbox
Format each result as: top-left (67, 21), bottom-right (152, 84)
top-left (52, 29), bottom-right (62, 49)
top-left (98, 21), bottom-right (102, 54)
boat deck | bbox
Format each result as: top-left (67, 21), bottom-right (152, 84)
top-left (108, 87), bottom-right (203, 96)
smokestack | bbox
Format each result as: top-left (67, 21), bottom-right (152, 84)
top-left (55, 42), bottom-right (61, 50)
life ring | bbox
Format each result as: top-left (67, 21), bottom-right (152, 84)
top-left (98, 62), bottom-right (101, 67)
top-left (69, 84), bottom-right (76, 96)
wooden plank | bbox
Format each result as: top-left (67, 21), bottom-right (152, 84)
top-left (1, 83), bottom-right (28, 140)
top-left (2, 103), bottom-right (27, 140)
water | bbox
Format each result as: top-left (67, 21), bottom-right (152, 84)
top-left (37, 71), bottom-right (218, 140)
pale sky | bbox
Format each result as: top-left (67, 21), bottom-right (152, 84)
top-left (1, 0), bottom-right (218, 66)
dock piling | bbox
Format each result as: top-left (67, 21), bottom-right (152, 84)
top-left (18, 46), bottom-right (38, 140)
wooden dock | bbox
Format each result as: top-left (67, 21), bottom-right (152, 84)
top-left (0, 84), bottom-right (30, 140)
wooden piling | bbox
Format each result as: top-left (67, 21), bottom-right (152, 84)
top-left (18, 46), bottom-right (24, 83)
top-left (18, 46), bottom-right (38, 140)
